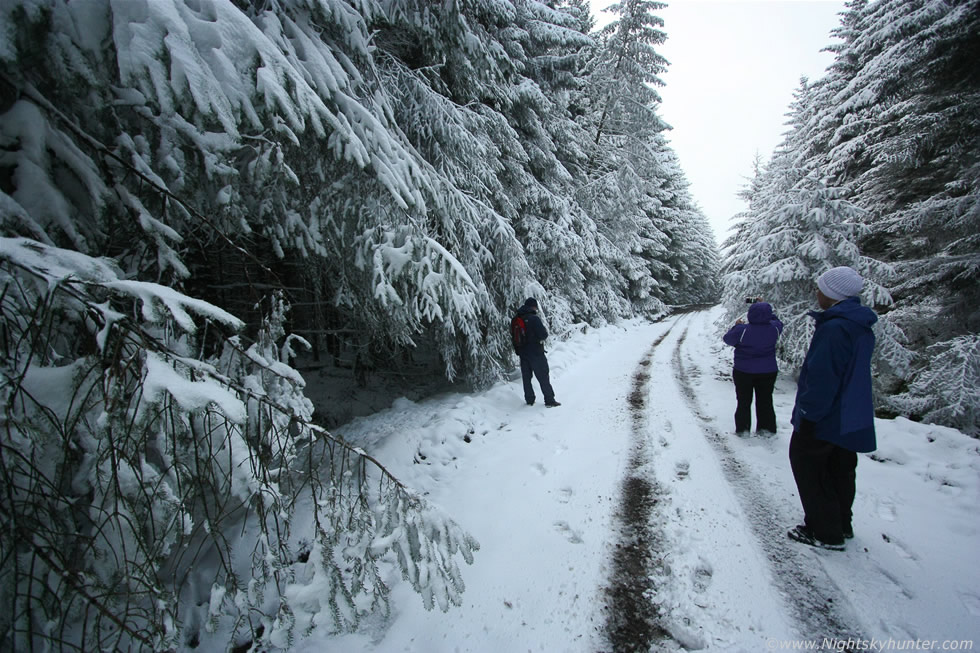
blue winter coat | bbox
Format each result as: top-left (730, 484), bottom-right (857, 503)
top-left (723, 302), bottom-right (783, 374)
top-left (791, 297), bottom-right (878, 453)
top-left (516, 302), bottom-right (548, 357)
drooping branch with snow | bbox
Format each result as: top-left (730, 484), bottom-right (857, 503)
top-left (0, 240), bottom-right (478, 650)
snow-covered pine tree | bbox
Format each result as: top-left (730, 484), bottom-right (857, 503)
top-left (583, 0), bottom-right (668, 163)
top-left (1, 1), bottom-right (496, 646)
top-left (487, 0), bottom-right (623, 326)
top-left (781, 0), bottom-right (979, 425)
top-left (720, 154), bottom-right (767, 266)
top-left (557, 0), bottom-right (598, 41)
top-left (722, 80), bottom-right (821, 328)
top-left (371, 0), bottom-right (612, 334)
top-left (575, 141), bottom-right (671, 315)
top-left (0, 0), bottom-right (536, 392)
top-left (788, 0), bottom-right (866, 172)
top-left (571, 0), bottom-right (701, 313)
top-left (652, 140), bottom-right (720, 306)
top-left (722, 166), bottom-right (893, 370)
top-left (722, 73), bottom-right (912, 381)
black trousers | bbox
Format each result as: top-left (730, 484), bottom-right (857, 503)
top-left (789, 426), bottom-right (857, 544)
top-left (732, 369), bottom-right (778, 433)
top-left (520, 353), bottom-right (555, 404)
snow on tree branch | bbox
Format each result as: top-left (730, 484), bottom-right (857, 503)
top-left (0, 239), bottom-right (479, 650)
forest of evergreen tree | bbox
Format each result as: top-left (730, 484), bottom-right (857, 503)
top-left (721, 0), bottom-right (979, 435)
top-left (0, 0), bottom-right (976, 649)
top-left (0, 0), bottom-right (720, 398)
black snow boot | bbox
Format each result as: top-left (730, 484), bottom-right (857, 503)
top-left (787, 524), bottom-right (845, 551)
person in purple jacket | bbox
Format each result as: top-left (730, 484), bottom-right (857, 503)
top-left (723, 299), bottom-right (784, 435)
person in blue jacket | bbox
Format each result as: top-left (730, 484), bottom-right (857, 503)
top-left (723, 299), bottom-right (784, 434)
top-left (515, 298), bottom-right (560, 407)
top-left (788, 266), bottom-right (877, 551)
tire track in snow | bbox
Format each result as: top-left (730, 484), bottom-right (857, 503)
top-left (601, 320), bottom-right (680, 652)
top-left (670, 315), bottom-right (866, 642)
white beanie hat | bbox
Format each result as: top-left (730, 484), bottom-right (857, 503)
top-left (817, 266), bottom-right (864, 301)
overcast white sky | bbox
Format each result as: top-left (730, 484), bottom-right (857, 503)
top-left (589, 0), bottom-right (846, 244)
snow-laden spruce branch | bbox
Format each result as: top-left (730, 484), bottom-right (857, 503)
top-left (889, 334), bottom-right (980, 437)
top-left (0, 239), bottom-right (479, 651)
top-left (3, 75), bottom-right (279, 284)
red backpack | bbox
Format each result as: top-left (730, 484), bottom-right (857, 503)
top-left (510, 314), bottom-right (528, 352)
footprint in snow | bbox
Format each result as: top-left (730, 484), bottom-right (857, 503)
top-left (960, 591), bottom-right (980, 616)
top-left (532, 462), bottom-right (547, 476)
top-left (873, 562), bottom-right (916, 600)
top-left (554, 521), bottom-right (584, 544)
top-left (877, 497), bottom-right (898, 521)
top-left (692, 559), bottom-right (714, 593)
top-left (557, 486), bottom-right (573, 504)
top-left (675, 460), bottom-right (690, 480)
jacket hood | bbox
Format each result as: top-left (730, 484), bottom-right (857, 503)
top-left (814, 296), bottom-right (878, 328)
top-left (747, 302), bottom-right (774, 324)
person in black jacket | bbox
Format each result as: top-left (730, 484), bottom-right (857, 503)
top-left (515, 298), bottom-right (560, 407)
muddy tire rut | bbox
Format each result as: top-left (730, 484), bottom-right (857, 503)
top-left (601, 328), bottom-right (674, 652)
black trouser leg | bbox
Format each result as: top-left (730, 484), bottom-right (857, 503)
top-left (753, 372), bottom-right (778, 433)
top-left (520, 356), bottom-right (535, 403)
top-left (830, 447), bottom-right (858, 532)
top-left (732, 369), bottom-right (754, 433)
top-left (530, 354), bottom-right (556, 404)
top-left (789, 427), bottom-right (848, 544)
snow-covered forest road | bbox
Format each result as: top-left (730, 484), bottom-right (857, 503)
top-left (320, 308), bottom-right (979, 652)
top-left (603, 310), bottom-right (869, 651)
top-left (4, 2), bottom-right (978, 649)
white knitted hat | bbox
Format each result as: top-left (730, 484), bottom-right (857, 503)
top-left (817, 266), bottom-right (864, 301)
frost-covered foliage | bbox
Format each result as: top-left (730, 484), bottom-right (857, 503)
top-left (722, 0), bottom-right (978, 428)
top-left (654, 142), bottom-right (721, 305)
top-left (0, 0), bottom-right (718, 393)
top-left (571, 0), bottom-right (718, 309)
top-left (371, 0), bottom-right (602, 331)
top-left (722, 167), bottom-right (895, 371)
top-left (0, 240), bottom-right (478, 650)
top-left (584, 0), bottom-right (668, 150)
top-left (889, 335), bottom-right (980, 436)
top-left (0, 0), bottom-right (722, 646)
top-left (811, 0), bottom-right (980, 346)
top-left (0, 0), bottom-right (501, 390)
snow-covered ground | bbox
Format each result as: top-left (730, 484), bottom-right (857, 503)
top-left (302, 307), bottom-right (980, 651)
